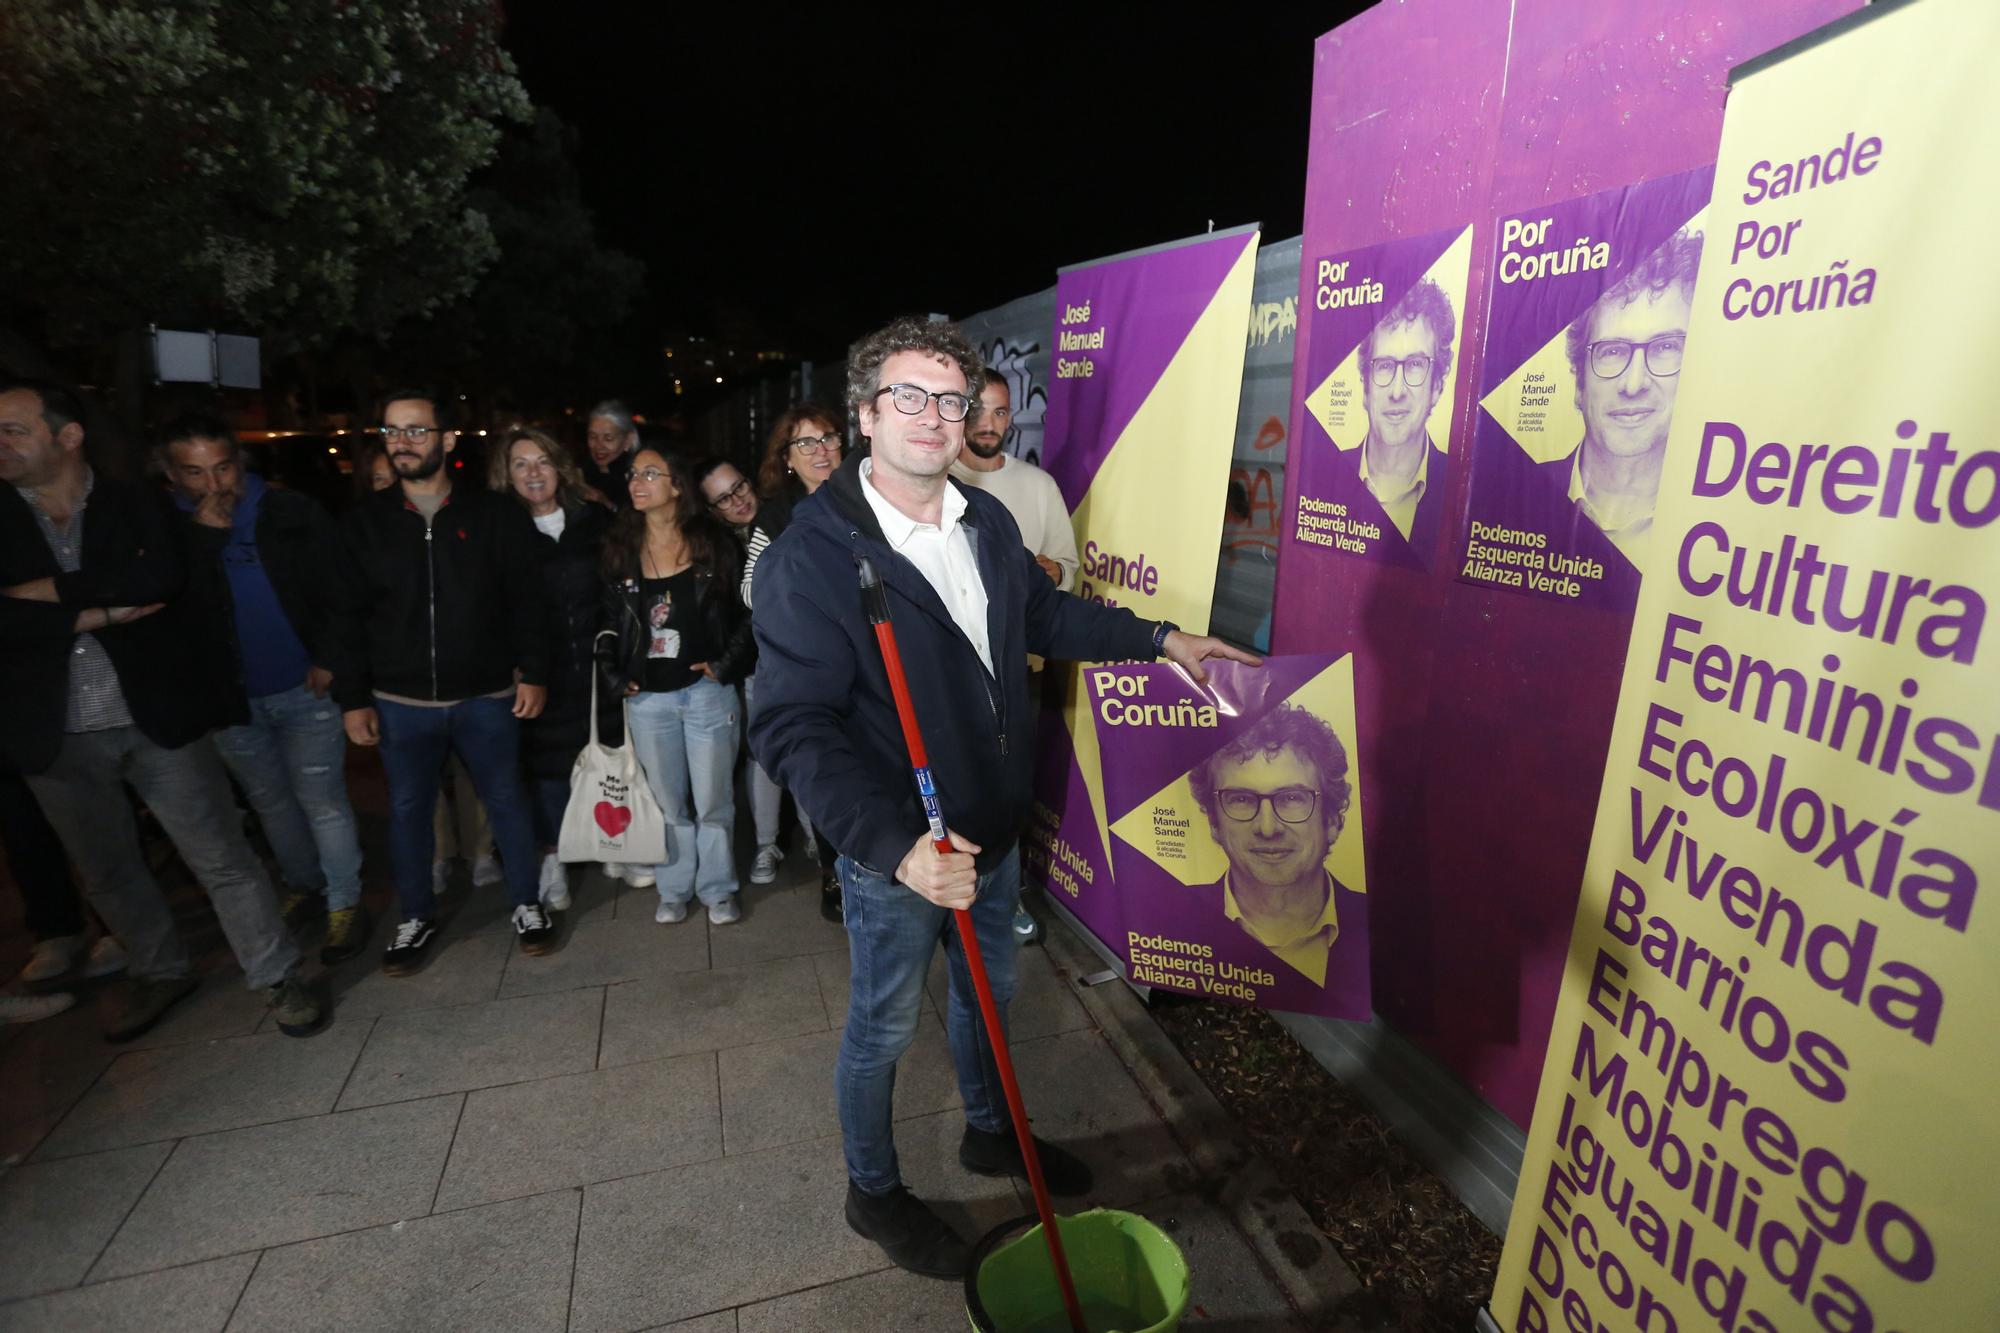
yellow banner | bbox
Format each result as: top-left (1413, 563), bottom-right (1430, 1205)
top-left (1492, 3), bottom-right (2000, 1331)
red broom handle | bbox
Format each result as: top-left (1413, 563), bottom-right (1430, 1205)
top-left (860, 559), bottom-right (1087, 1333)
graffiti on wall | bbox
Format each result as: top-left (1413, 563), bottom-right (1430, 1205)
top-left (1247, 295), bottom-right (1298, 349)
top-left (1225, 413), bottom-right (1287, 559)
top-left (978, 335), bottom-right (1049, 466)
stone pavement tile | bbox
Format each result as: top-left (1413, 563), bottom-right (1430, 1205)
top-left (706, 884), bottom-right (849, 969)
top-left (811, 949), bottom-right (934, 1032)
top-left (37, 1025), bottom-right (371, 1160)
top-left (718, 1025), bottom-right (961, 1158)
top-left (644, 1315), bottom-right (737, 1333)
top-left (736, 1266), bottom-right (959, 1333)
top-left (0, 1253), bottom-right (257, 1333)
top-left (1005, 1029), bottom-right (1203, 1210)
top-left (0, 1142), bottom-right (171, 1300)
top-left (14, 971), bottom-right (272, 1061)
top-left (94, 1095), bottom-right (463, 1279)
top-left (570, 1127), bottom-right (1016, 1333)
top-left (1135, 1191), bottom-right (1310, 1329)
top-left (560, 864), bottom-right (622, 928)
top-left (227, 1188), bottom-right (579, 1332)
top-left (887, 1108), bottom-right (1038, 1227)
top-left (434, 1053), bottom-right (720, 1212)
top-left (926, 942), bottom-right (1092, 1042)
top-left (337, 988), bottom-right (602, 1110)
top-left (598, 956), bottom-right (825, 1068)
top-left (496, 913), bottom-right (711, 999)
top-left (0, 1024), bottom-right (113, 1165)
top-left (318, 930), bottom-right (511, 1023)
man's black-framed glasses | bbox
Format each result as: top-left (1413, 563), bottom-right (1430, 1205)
top-left (1587, 334), bottom-right (1685, 380)
top-left (874, 384), bottom-right (972, 422)
top-left (787, 433), bottom-right (840, 454)
top-left (379, 424), bottom-right (442, 442)
top-left (1367, 354), bottom-right (1433, 389)
top-left (1217, 786), bottom-right (1319, 824)
top-left (707, 477), bottom-right (752, 509)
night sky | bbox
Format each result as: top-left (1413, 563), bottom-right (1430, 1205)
top-left (501, 4), bottom-right (1361, 361)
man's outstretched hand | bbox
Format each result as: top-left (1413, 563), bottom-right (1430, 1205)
top-left (896, 829), bottom-right (983, 910)
top-left (1161, 630), bottom-right (1263, 684)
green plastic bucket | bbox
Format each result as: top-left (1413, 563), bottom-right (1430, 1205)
top-left (965, 1210), bottom-right (1190, 1333)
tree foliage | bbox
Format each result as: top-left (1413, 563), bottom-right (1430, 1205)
top-left (0, 0), bottom-right (531, 347)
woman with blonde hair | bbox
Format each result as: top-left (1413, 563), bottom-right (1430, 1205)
top-left (490, 426), bottom-right (610, 908)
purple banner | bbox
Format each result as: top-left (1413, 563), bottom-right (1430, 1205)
top-left (1459, 168), bottom-right (1713, 610)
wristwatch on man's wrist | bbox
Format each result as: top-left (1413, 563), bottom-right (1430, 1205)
top-left (1152, 620), bottom-right (1179, 655)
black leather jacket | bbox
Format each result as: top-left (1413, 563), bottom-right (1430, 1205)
top-left (599, 537), bottom-right (755, 692)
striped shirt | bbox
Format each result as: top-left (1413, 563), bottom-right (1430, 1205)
top-left (739, 523), bottom-right (773, 608)
top-left (16, 471), bottom-right (135, 733)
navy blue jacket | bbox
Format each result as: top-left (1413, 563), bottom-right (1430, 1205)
top-left (748, 453), bottom-right (1158, 877)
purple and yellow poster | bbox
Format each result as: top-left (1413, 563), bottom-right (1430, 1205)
top-left (1494, 1), bottom-right (2000, 1327)
top-left (1094, 656), bottom-right (1371, 1019)
top-left (1461, 168), bottom-right (1712, 610)
top-left (1025, 225), bottom-right (1260, 969)
top-left (1293, 224), bottom-right (1473, 568)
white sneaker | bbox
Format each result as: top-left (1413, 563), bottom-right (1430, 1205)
top-left (20, 935), bottom-right (82, 985)
top-left (539, 853), bottom-right (571, 911)
top-left (471, 854), bottom-right (504, 886)
top-left (623, 867), bottom-right (657, 889)
top-left (1, 992), bottom-right (75, 1024)
top-left (654, 899), bottom-right (688, 924)
top-left (600, 861), bottom-right (624, 882)
top-left (80, 936), bottom-right (128, 979)
top-left (750, 844), bottom-right (784, 885)
top-left (707, 897), bottom-right (741, 926)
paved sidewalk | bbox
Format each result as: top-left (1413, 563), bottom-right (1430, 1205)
top-left (0, 845), bottom-right (1335, 1331)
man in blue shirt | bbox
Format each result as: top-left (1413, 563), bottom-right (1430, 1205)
top-left (162, 415), bottom-right (371, 964)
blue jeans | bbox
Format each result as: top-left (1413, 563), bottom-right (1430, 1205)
top-left (836, 846), bottom-right (1020, 1195)
top-left (376, 696), bottom-right (539, 918)
top-left (212, 685), bottom-right (364, 911)
top-left (626, 678), bottom-right (739, 907)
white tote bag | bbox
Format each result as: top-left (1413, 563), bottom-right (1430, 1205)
top-left (559, 636), bottom-right (668, 865)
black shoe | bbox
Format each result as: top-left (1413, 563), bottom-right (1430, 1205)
top-left (512, 903), bottom-right (557, 955)
top-left (381, 917), bottom-right (439, 976)
top-left (101, 975), bottom-right (201, 1043)
top-left (844, 1183), bottom-right (970, 1279)
top-left (270, 973), bottom-right (326, 1037)
top-left (819, 870), bottom-right (843, 925)
top-left (320, 905), bottom-right (373, 966)
top-left (960, 1124), bottom-right (1093, 1196)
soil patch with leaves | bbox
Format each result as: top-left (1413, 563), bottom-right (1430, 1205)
top-left (1150, 996), bottom-right (1501, 1332)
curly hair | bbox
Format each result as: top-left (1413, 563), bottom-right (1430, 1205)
top-left (1359, 278), bottom-right (1456, 387)
top-left (1189, 703), bottom-right (1352, 841)
top-left (487, 426), bottom-right (586, 509)
top-left (844, 316), bottom-right (984, 417)
top-left (1565, 226), bottom-right (1704, 382)
top-left (756, 401), bottom-right (845, 500)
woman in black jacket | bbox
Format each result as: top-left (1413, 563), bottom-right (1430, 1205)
top-left (600, 449), bottom-right (753, 925)
top-left (491, 427), bottom-right (609, 911)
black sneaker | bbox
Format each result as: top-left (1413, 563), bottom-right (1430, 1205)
top-left (512, 903), bottom-right (557, 955)
top-left (320, 905), bottom-right (373, 966)
top-left (819, 869), bottom-right (844, 925)
top-left (381, 917), bottom-right (439, 976)
top-left (960, 1123), bottom-right (1094, 1196)
top-left (844, 1183), bottom-right (970, 1279)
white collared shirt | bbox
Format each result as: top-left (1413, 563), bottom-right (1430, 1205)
top-left (1223, 870), bottom-right (1341, 987)
top-left (1568, 447), bottom-right (1655, 567)
top-left (1358, 435), bottom-right (1429, 542)
top-left (858, 459), bottom-right (993, 675)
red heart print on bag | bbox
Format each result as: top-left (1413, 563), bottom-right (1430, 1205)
top-left (594, 802), bottom-right (632, 838)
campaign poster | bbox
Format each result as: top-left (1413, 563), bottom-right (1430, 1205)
top-left (1461, 168), bottom-right (1713, 611)
top-left (1024, 226), bottom-right (1260, 960)
top-left (1093, 656), bottom-right (1370, 1019)
top-left (1292, 224), bottom-right (1473, 569)
top-left (1492, 2), bottom-right (2000, 1330)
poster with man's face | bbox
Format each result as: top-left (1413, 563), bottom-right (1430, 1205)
top-left (1291, 224), bottom-right (1473, 570)
top-left (1088, 655), bottom-right (1371, 1019)
top-left (1459, 166), bottom-right (1713, 611)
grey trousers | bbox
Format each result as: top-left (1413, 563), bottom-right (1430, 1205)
top-left (24, 727), bottom-right (301, 990)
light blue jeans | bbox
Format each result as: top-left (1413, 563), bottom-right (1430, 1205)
top-left (627, 677), bottom-right (740, 907)
top-left (836, 847), bottom-right (1020, 1195)
top-left (212, 684), bottom-right (364, 911)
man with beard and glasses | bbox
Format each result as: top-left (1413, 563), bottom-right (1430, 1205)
top-left (327, 389), bottom-right (556, 973)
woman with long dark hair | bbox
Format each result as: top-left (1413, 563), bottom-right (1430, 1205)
top-left (600, 449), bottom-right (755, 922)
top-left (490, 427), bottom-right (608, 911)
